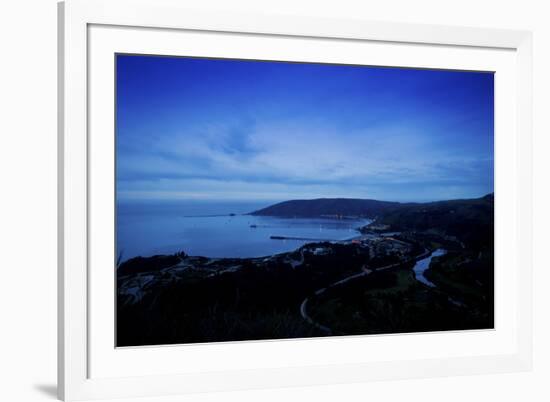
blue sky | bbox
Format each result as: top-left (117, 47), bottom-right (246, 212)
top-left (116, 54), bottom-right (494, 203)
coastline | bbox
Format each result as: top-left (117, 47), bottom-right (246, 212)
top-left (116, 195), bottom-right (494, 346)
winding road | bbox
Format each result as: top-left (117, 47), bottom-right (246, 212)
top-left (299, 247), bottom-right (431, 334)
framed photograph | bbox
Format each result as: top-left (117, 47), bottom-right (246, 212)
top-left (58, 0), bottom-right (533, 400)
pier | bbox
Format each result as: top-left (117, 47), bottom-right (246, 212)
top-left (270, 235), bottom-right (339, 241)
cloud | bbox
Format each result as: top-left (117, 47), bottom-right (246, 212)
top-left (116, 116), bottom-right (492, 202)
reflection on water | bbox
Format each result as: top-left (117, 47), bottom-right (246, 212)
top-left (117, 200), bottom-right (371, 261)
top-left (413, 249), bottom-right (447, 287)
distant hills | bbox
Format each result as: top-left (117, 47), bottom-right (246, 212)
top-left (376, 193), bottom-right (494, 248)
top-left (250, 194), bottom-right (493, 219)
top-left (250, 198), bottom-right (403, 218)
top-left (377, 193), bottom-right (494, 228)
top-left (251, 194), bottom-right (494, 250)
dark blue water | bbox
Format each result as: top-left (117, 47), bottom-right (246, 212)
top-left (117, 200), bottom-right (370, 261)
top-left (413, 249), bottom-right (447, 287)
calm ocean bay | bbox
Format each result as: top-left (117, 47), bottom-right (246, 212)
top-left (117, 200), bottom-right (370, 261)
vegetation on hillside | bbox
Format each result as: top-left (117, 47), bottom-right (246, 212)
top-left (117, 195), bottom-right (494, 346)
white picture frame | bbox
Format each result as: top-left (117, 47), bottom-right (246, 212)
top-left (58, 0), bottom-right (533, 400)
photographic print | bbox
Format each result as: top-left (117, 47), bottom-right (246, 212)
top-left (115, 55), bottom-right (494, 347)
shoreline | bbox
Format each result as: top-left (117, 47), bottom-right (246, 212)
top-left (118, 215), bottom-right (373, 264)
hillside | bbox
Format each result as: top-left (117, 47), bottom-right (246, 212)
top-left (250, 198), bottom-right (403, 218)
top-left (376, 193), bottom-right (494, 249)
top-left (250, 194), bottom-right (494, 249)
top-left (118, 193), bottom-right (494, 345)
